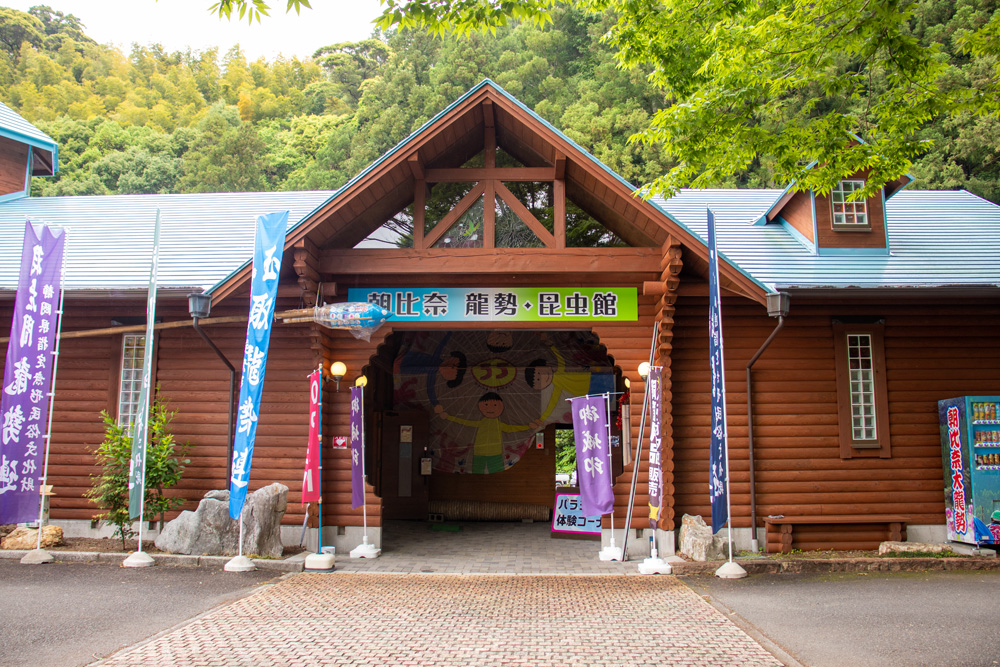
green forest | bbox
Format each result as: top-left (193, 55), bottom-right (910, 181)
top-left (1, 2), bottom-right (997, 203)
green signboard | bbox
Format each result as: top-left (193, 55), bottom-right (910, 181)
top-left (347, 287), bottom-right (637, 322)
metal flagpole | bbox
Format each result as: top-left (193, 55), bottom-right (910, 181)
top-left (124, 213), bottom-right (161, 568)
top-left (621, 320), bottom-right (659, 560)
top-left (638, 365), bottom-right (672, 574)
top-left (305, 364), bottom-right (336, 570)
top-left (316, 365), bottom-right (324, 555)
top-left (23, 228), bottom-right (67, 564)
top-left (351, 378), bottom-right (379, 558)
top-left (597, 392), bottom-right (622, 561)
top-left (360, 385), bottom-right (368, 537)
top-left (708, 206), bottom-right (746, 579)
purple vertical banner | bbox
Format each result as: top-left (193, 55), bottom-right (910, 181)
top-left (707, 208), bottom-right (730, 532)
top-left (569, 394), bottom-right (614, 517)
top-left (229, 211), bottom-right (289, 520)
top-left (0, 221), bottom-right (65, 524)
top-left (647, 366), bottom-right (663, 528)
top-left (350, 386), bottom-right (364, 509)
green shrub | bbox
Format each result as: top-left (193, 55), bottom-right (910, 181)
top-left (86, 392), bottom-right (190, 550)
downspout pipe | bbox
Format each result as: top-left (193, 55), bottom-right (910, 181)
top-left (188, 293), bottom-right (237, 485)
top-left (746, 292), bottom-right (790, 552)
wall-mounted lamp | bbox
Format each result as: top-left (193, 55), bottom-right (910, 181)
top-left (638, 362), bottom-right (650, 380)
top-left (355, 375), bottom-right (367, 388)
top-left (329, 361), bottom-right (347, 392)
top-left (623, 377), bottom-right (631, 389)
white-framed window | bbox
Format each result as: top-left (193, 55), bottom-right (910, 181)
top-left (118, 334), bottom-right (146, 426)
top-left (831, 179), bottom-right (868, 227)
top-left (833, 320), bottom-right (890, 458)
top-left (846, 333), bottom-right (877, 441)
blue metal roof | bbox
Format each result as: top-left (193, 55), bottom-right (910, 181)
top-left (0, 185), bottom-right (994, 296)
top-left (0, 191), bottom-right (333, 293)
top-left (0, 102), bottom-right (58, 174)
top-left (657, 189), bottom-right (1000, 291)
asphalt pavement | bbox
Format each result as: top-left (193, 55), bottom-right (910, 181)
top-left (0, 559), bottom-right (281, 667)
top-left (686, 570), bottom-right (1000, 667)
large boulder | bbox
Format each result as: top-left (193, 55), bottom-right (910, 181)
top-left (155, 483), bottom-right (288, 558)
top-left (2, 525), bottom-right (63, 549)
top-left (678, 514), bottom-right (730, 561)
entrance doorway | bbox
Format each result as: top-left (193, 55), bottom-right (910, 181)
top-left (365, 329), bottom-right (624, 553)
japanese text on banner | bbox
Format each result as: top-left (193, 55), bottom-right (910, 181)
top-left (229, 211), bottom-right (289, 520)
top-left (350, 386), bottom-right (364, 509)
top-left (0, 221), bottom-right (64, 524)
top-left (569, 394), bottom-right (614, 517)
top-left (647, 366), bottom-right (663, 529)
top-left (707, 208), bottom-right (730, 532)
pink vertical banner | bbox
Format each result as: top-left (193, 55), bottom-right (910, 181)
top-left (350, 386), bottom-right (364, 509)
top-left (302, 370), bottom-right (321, 503)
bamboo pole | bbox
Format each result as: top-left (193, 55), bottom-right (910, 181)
top-left (0, 308), bottom-right (315, 344)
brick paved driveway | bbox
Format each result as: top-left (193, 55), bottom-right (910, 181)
top-left (93, 573), bottom-right (781, 667)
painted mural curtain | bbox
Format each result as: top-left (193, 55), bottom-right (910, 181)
top-left (393, 330), bottom-right (613, 474)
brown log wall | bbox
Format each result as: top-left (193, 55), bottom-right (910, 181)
top-left (671, 294), bottom-right (1000, 534)
top-left (0, 137), bottom-right (28, 196)
top-left (0, 292), bottom-right (325, 526)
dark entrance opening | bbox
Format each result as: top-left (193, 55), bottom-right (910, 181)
top-left (363, 329), bottom-right (624, 553)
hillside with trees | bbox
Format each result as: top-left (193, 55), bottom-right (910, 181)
top-left (1, 3), bottom-right (997, 205)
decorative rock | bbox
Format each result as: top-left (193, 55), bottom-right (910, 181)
top-left (678, 514), bottom-right (730, 561)
top-left (878, 541), bottom-right (953, 555)
top-left (2, 525), bottom-right (63, 550)
top-left (155, 483), bottom-right (288, 558)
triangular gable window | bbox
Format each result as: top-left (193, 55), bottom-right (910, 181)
top-left (355, 205), bottom-right (413, 248)
top-left (432, 195), bottom-right (484, 248)
top-left (495, 195), bottom-right (544, 248)
top-left (566, 200), bottom-right (625, 247)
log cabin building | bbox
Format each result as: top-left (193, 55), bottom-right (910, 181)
top-left (1, 81), bottom-right (999, 555)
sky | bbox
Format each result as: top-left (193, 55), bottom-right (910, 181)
top-left (3, 0), bottom-right (384, 61)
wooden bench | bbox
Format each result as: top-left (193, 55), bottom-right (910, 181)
top-left (763, 515), bottom-right (908, 554)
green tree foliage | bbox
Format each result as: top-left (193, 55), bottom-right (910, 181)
top-left (372, 0), bottom-right (999, 199)
top-left (86, 394), bottom-right (190, 550)
top-left (3, 3), bottom-right (999, 211)
top-left (555, 429), bottom-right (576, 475)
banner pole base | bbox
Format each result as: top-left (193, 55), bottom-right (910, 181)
top-left (715, 560), bottom-right (748, 579)
top-left (638, 557), bottom-right (672, 575)
top-left (598, 535), bottom-right (623, 561)
top-left (20, 548), bottom-right (54, 565)
top-left (122, 550), bottom-right (155, 568)
top-left (350, 537), bottom-right (380, 559)
top-left (225, 554), bottom-right (256, 572)
top-left (304, 551), bottom-right (336, 571)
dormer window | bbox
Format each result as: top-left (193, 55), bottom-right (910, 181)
top-left (831, 180), bottom-right (868, 228)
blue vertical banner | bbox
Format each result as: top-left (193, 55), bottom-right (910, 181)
top-left (0, 221), bottom-right (64, 524)
top-left (229, 211), bottom-right (289, 520)
top-left (569, 394), bottom-right (614, 517)
top-left (128, 211), bottom-right (161, 519)
top-left (707, 208), bottom-right (730, 532)
top-left (350, 386), bottom-right (364, 509)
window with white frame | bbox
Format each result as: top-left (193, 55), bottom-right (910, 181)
top-left (118, 334), bottom-right (145, 426)
top-left (833, 320), bottom-right (890, 458)
top-left (846, 333), bottom-right (877, 441)
top-left (831, 179), bottom-right (868, 227)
